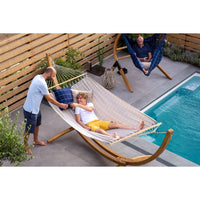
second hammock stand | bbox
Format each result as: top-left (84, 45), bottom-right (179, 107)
top-left (112, 34), bottom-right (172, 93)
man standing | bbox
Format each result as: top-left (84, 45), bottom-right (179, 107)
top-left (23, 67), bottom-right (68, 155)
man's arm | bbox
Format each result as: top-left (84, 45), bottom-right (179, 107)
top-left (44, 94), bottom-right (68, 110)
top-left (145, 52), bottom-right (152, 62)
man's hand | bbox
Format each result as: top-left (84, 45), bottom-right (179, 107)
top-left (143, 57), bottom-right (148, 62)
top-left (60, 103), bottom-right (68, 110)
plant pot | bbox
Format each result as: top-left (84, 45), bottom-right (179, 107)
top-left (87, 64), bottom-right (105, 76)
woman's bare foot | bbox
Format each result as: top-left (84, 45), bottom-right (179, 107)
top-left (136, 121), bottom-right (144, 130)
top-left (113, 132), bottom-right (120, 139)
top-left (143, 68), bottom-right (149, 74)
top-left (34, 140), bottom-right (47, 146)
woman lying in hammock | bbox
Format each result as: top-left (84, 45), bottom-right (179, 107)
top-left (70, 92), bottom-right (144, 139)
top-left (134, 35), bottom-right (152, 74)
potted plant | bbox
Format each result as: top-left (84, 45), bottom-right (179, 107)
top-left (87, 37), bottom-right (105, 76)
top-left (0, 107), bottom-right (32, 166)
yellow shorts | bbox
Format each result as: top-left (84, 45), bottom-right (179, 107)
top-left (86, 120), bottom-right (111, 132)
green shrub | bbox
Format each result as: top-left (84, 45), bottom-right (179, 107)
top-left (163, 41), bottom-right (200, 67)
top-left (0, 107), bottom-right (32, 166)
top-left (55, 48), bottom-right (84, 70)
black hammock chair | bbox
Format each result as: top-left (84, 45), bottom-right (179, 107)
top-left (113, 34), bottom-right (172, 92)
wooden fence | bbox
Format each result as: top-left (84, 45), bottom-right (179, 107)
top-left (166, 34), bottom-right (200, 53)
top-left (0, 33), bottom-right (116, 112)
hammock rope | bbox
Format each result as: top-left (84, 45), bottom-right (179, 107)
top-left (122, 34), bottom-right (166, 76)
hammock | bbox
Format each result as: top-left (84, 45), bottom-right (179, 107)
top-left (122, 34), bottom-right (166, 76)
top-left (46, 53), bottom-right (173, 166)
top-left (113, 34), bottom-right (172, 93)
top-left (48, 75), bottom-right (161, 145)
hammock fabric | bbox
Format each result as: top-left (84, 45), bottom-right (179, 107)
top-left (122, 34), bottom-right (166, 76)
top-left (48, 75), bottom-right (161, 145)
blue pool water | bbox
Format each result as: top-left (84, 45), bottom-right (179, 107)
top-left (142, 73), bottom-right (200, 165)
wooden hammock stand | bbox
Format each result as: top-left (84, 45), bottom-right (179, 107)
top-left (46, 53), bottom-right (173, 166)
top-left (112, 34), bottom-right (172, 93)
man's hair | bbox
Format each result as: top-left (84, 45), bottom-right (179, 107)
top-left (44, 67), bottom-right (55, 74)
top-left (76, 92), bottom-right (88, 99)
top-left (137, 34), bottom-right (143, 40)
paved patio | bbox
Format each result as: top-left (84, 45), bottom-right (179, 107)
top-left (9, 51), bottom-right (199, 166)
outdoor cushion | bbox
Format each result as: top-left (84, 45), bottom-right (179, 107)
top-left (53, 87), bottom-right (73, 110)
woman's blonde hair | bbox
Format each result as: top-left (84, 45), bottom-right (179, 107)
top-left (76, 92), bottom-right (88, 99)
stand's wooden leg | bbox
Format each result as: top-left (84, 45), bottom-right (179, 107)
top-left (47, 127), bottom-right (74, 143)
top-left (119, 68), bottom-right (133, 93)
top-left (112, 61), bottom-right (133, 93)
top-left (157, 64), bottom-right (172, 80)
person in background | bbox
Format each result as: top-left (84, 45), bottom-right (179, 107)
top-left (134, 34), bottom-right (152, 74)
top-left (23, 67), bottom-right (68, 155)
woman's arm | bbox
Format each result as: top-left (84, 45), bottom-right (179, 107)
top-left (71, 103), bottom-right (94, 112)
top-left (75, 114), bottom-right (91, 131)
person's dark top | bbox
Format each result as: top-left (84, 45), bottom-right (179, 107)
top-left (134, 43), bottom-right (151, 59)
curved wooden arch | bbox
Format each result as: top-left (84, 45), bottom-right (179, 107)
top-left (113, 34), bottom-right (133, 92)
top-left (46, 53), bottom-right (174, 166)
top-left (78, 129), bottom-right (173, 166)
top-left (113, 34), bottom-right (172, 93)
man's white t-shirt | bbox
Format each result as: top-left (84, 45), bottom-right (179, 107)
top-left (23, 75), bottom-right (49, 114)
top-left (75, 102), bottom-right (98, 124)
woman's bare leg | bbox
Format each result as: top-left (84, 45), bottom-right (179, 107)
top-left (95, 128), bottom-right (118, 138)
top-left (109, 121), bottom-right (144, 130)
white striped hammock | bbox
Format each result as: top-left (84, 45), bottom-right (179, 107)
top-left (48, 74), bottom-right (161, 145)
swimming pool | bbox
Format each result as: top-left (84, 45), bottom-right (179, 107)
top-left (141, 72), bottom-right (200, 165)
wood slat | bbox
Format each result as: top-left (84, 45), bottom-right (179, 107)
top-left (80, 44), bottom-right (114, 65)
top-left (6, 99), bottom-right (26, 113)
top-left (184, 46), bottom-right (200, 53)
top-left (0, 90), bottom-right (28, 108)
top-left (0, 33), bottom-right (48, 55)
top-left (0, 68), bottom-right (44, 96)
top-left (166, 37), bottom-right (185, 47)
top-left (68, 33), bottom-right (93, 46)
top-left (185, 41), bottom-right (200, 51)
top-left (0, 38), bottom-right (70, 87)
top-left (186, 34), bottom-right (200, 39)
top-left (79, 36), bottom-right (115, 58)
top-left (79, 34), bottom-right (115, 53)
top-left (77, 34), bottom-right (115, 55)
top-left (0, 34), bottom-right (28, 47)
top-left (0, 34), bottom-right (66, 67)
top-left (70, 34), bottom-right (104, 50)
top-left (185, 35), bottom-right (200, 45)
top-left (0, 81), bottom-right (31, 103)
top-left (166, 34), bottom-right (186, 40)
top-left (0, 34), bottom-right (68, 73)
